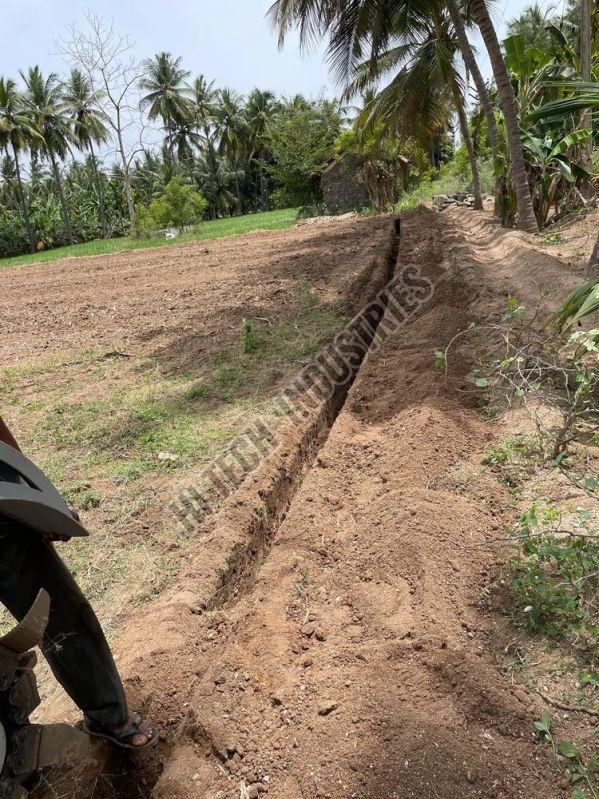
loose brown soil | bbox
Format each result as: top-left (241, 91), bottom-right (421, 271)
top-left (0, 216), bottom-right (394, 642)
top-left (1, 208), bottom-right (597, 798)
top-left (0, 216), bottom-right (392, 367)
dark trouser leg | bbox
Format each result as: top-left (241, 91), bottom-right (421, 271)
top-left (0, 522), bottom-right (128, 728)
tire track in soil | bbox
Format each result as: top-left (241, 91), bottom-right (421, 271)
top-left (34, 207), bottom-right (574, 799)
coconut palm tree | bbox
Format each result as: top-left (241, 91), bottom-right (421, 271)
top-left (190, 75), bottom-right (217, 142)
top-left (246, 88), bottom-right (278, 209)
top-left (62, 68), bottom-right (110, 237)
top-left (507, 3), bottom-right (555, 48)
top-left (139, 53), bottom-right (192, 163)
top-left (215, 89), bottom-right (248, 158)
top-left (167, 119), bottom-right (204, 179)
top-left (215, 89), bottom-right (248, 211)
top-left (446, 0), bottom-right (499, 160)
top-left (349, 10), bottom-right (484, 208)
top-left (270, 0), bottom-right (539, 232)
top-left (0, 76), bottom-right (39, 252)
top-left (132, 150), bottom-right (177, 205)
top-left (21, 66), bottom-right (76, 244)
top-left (195, 151), bottom-right (238, 219)
top-left (468, 0), bottom-right (539, 232)
top-left (188, 75), bottom-right (218, 179)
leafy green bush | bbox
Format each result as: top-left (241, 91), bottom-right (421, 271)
top-left (138, 179), bottom-right (208, 233)
top-left (0, 210), bottom-right (30, 258)
top-left (509, 503), bottom-right (598, 650)
top-left (266, 100), bottom-right (343, 206)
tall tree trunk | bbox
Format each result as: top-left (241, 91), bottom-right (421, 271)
top-left (123, 167), bottom-right (136, 235)
top-left (11, 143), bottom-right (35, 254)
top-left (430, 135), bottom-right (440, 171)
top-left (235, 173), bottom-right (242, 215)
top-left (260, 163), bottom-right (268, 211)
top-left (254, 160), bottom-right (260, 209)
top-left (166, 116), bottom-right (176, 168)
top-left (204, 125), bottom-right (216, 163)
top-left (89, 140), bottom-right (108, 239)
top-left (115, 123), bottom-right (137, 235)
top-left (469, 0), bottom-right (539, 233)
top-left (186, 158), bottom-right (196, 185)
top-left (452, 86), bottom-right (484, 209)
top-left (447, 0), bottom-right (499, 158)
top-left (49, 152), bottom-right (75, 245)
top-left (2, 146), bottom-right (17, 211)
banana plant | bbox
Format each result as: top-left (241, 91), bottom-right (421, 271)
top-left (495, 21), bottom-right (598, 229)
top-left (553, 277), bottom-right (599, 331)
top-left (503, 34), bottom-right (578, 120)
top-left (503, 32), bottom-right (585, 121)
top-left (526, 81), bottom-right (599, 124)
top-left (521, 128), bottom-right (593, 226)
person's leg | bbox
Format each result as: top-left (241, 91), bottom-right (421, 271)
top-left (0, 521), bottom-right (128, 728)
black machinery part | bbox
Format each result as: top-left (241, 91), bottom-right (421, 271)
top-left (0, 590), bottom-right (89, 798)
top-left (0, 443), bottom-right (88, 539)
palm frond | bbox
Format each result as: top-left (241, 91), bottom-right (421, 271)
top-left (553, 278), bottom-right (599, 331)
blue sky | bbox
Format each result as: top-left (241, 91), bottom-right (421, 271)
top-left (4, 0), bottom-right (551, 98)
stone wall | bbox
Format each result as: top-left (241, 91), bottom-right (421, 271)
top-left (321, 155), bottom-right (370, 214)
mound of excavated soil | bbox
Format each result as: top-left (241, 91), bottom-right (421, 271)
top-left (27, 206), bottom-right (596, 799)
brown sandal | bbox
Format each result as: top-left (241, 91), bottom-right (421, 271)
top-left (83, 713), bottom-right (159, 750)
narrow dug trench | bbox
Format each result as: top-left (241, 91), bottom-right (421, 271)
top-left (34, 207), bottom-right (581, 799)
top-left (148, 206), bottom-right (574, 799)
top-left (207, 218), bottom-right (402, 611)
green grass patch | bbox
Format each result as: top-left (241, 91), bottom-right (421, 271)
top-left (33, 383), bottom-right (254, 474)
top-left (247, 282), bottom-right (346, 363)
top-left (483, 436), bottom-right (539, 466)
top-left (0, 208), bottom-right (298, 269)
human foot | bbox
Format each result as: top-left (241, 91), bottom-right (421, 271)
top-left (83, 713), bottom-right (158, 750)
